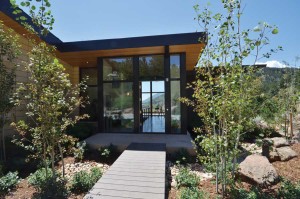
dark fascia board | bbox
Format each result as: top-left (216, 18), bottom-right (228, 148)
top-left (0, 0), bottom-right (62, 45)
top-left (1, 0), bottom-right (206, 52)
top-left (56, 32), bottom-right (206, 52)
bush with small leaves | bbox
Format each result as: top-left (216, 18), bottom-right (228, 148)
top-left (230, 186), bottom-right (273, 199)
top-left (178, 187), bottom-right (208, 199)
top-left (73, 141), bottom-right (86, 162)
top-left (0, 171), bottom-right (19, 195)
top-left (175, 168), bottom-right (199, 189)
top-left (70, 167), bottom-right (102, 194)
top-left (278, 179), bottom-right (300, 199)
top-left (173, 148), bottom-right (191, 165)
top-left (98, 144), bottom-right (120, 163)
top-left (28, 168), bottom-right (69, 198)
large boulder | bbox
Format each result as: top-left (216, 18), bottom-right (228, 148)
top-left (276, 146), bottom-right (298, 161)
top-left (239, 154), bottom-right (278, 185)
top-left (269, 151), bottom-right (280, 162)
top-left (268, 137), bottom-right (289, 148)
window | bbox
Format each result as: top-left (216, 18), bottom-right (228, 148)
top-left (80, 68), bottom-right (98, 121)
top-left (103, 58), bottom-right (133, 81)
top-left (139, 55), bottom-right (164, 80)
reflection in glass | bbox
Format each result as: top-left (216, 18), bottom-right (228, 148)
top-left (152, 81), bottom-right (164, 92)
top-left (81, 68), bottom-right (97, 85)
top-left (142, 93), bottom-right (151, 109)
top-left (152, 93), bottom-right (165, 115)
top-left (139, 55), bottom-right (164, 80)
top-left (171, 81), bottom-right (181, 133)
top-left (103, 83), bottom-right (134, 132)
top-left (103, 58), bottom-right (133, 81)
top-left (81, 87), bottom-right (98, 121)
top-left (170, 55), bottom-right (180, 79)
top-left (142, 81), bottom-right (150, 92)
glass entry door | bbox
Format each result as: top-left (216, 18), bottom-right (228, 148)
top-left (140, 80), bottom-right (165, 133)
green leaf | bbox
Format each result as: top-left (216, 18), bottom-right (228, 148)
top-left (253, 26), bottom-right (261, 32)
top-left (272, 28), bottom-right (279, 34)
top-left (20, 16), bottom-right (27, 21)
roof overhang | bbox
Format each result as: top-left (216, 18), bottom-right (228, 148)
top-left (0, 0), bottom-right (206, 70)
top-left (56, 33), bottom-right (206, 70)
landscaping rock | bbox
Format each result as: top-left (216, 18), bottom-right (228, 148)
top-left (268, 137), bottom-right (289, 148)
top-left (268, 151), bottom-right (280, 162)
top-left (262, 139), bottom-right (273, 157)
top-left (291, 132), bottom-right (300, 144)
top-left (60, 161), bottom-right (110, 180)
top-left (276, 146), bottom-right (298, 161)
top-left (239, 154), bottom-right (278, 185)
top-left (166, 161), bottom-right (213, 188)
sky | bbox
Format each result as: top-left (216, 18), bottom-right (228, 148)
top-left (17, 0), bottom-right (300, 68)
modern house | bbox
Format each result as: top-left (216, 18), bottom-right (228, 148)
top-left (1, 0), bottom-right (206, 151)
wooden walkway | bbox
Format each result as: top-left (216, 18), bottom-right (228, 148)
top-left (84, 143), bottom-right (166, 199)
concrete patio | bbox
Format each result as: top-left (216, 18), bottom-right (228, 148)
top-left (85, 132), bottom-right (196, 155)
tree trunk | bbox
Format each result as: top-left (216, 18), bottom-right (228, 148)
top-left (232, 132), bottom-right (240, 178)
top-left (58, 142), bottom-right (65, 178)
top-left (285, 114), bottom-right (287, 138)
top-left (2, 114), bottom-right (6, 162)
top-left (290, 112), bottom-right (293, 138)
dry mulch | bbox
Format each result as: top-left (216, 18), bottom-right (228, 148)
top-left (168, 143), bottom-right (300, 199)
top-left (4, 157), bottom-right (88, 199)
top-left (272, 143), bottom-right (300, 183)
top-left (4, 180), bottom-right (34, 199)
top-left (4, 143), bottom-right (300, 199)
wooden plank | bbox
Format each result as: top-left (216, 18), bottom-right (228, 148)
top-left (92, 183), bottom-right (165, 194)
top-left (87, 188), bottom-right (164, 199)
top-left (97, 179), bottom-right (164, 188)
top-left (85, 143), bottom-right (166, 199)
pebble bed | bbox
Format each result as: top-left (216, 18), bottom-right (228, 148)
top-left (241, 143), bottom-right (262, 154)
top-left (59, 162), bottom-right (110, 180)
top-left (166, 161), bottom-right (213, 187)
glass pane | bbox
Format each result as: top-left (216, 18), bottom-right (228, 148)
top-left (81, 68), bottom-right (97, 85)
top-left (142, 93), bottom-right (151, 109)
top-left (139, 55), bottom-right (164, 80)
top-left (152, 93), bottom-right (165, 115)
top-left (152, 81), bottom-right (164, 92)
top-left (142, 81), bottom-right (150, 92)
top-left (103, 82), bottom-right (134, 132)
top-left (81, 87), bottom-right (98, 121)
top-left (171, 81), bottom-right (181, 133)
top-left (170, 55), bottom-right (180, 79)
top-left (103, 57), bottom-right (133, 81)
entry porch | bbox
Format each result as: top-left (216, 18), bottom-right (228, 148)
top-left (85, 132), bottom-right (196, 155)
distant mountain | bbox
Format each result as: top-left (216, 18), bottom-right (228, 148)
top-left (142, 93), bottom-right (164, 106)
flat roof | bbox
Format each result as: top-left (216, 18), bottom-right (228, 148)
top-left (0, 0), bottom-right (205, 52)
top-left (56, 32), bottom-right (206, 52)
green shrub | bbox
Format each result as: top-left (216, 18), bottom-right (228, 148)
top-left (70, 167), bottom-right (102, 194)
top-left (28, 168), bottom-right (68, 198)
top-left (241, 126), bottom-right (280, 142)
top-left (98, 144), bottom-right (119, 162)
top-left (66, 122), bottom-right (94, 141)
top-left (0, 171), bottom-right (19, 195)
top-left (178, 187), bottom-right (207, 199)
top-left (175, 168), bottom-right (199, 189)
top-left (73, 141), bottom-right (86, 162)
top-left (173, 148), bottom-right (192, 165)
top-left (278, 179), bottom-right (300, 199)
top-left (230, 186), bottom-right (273, 199)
